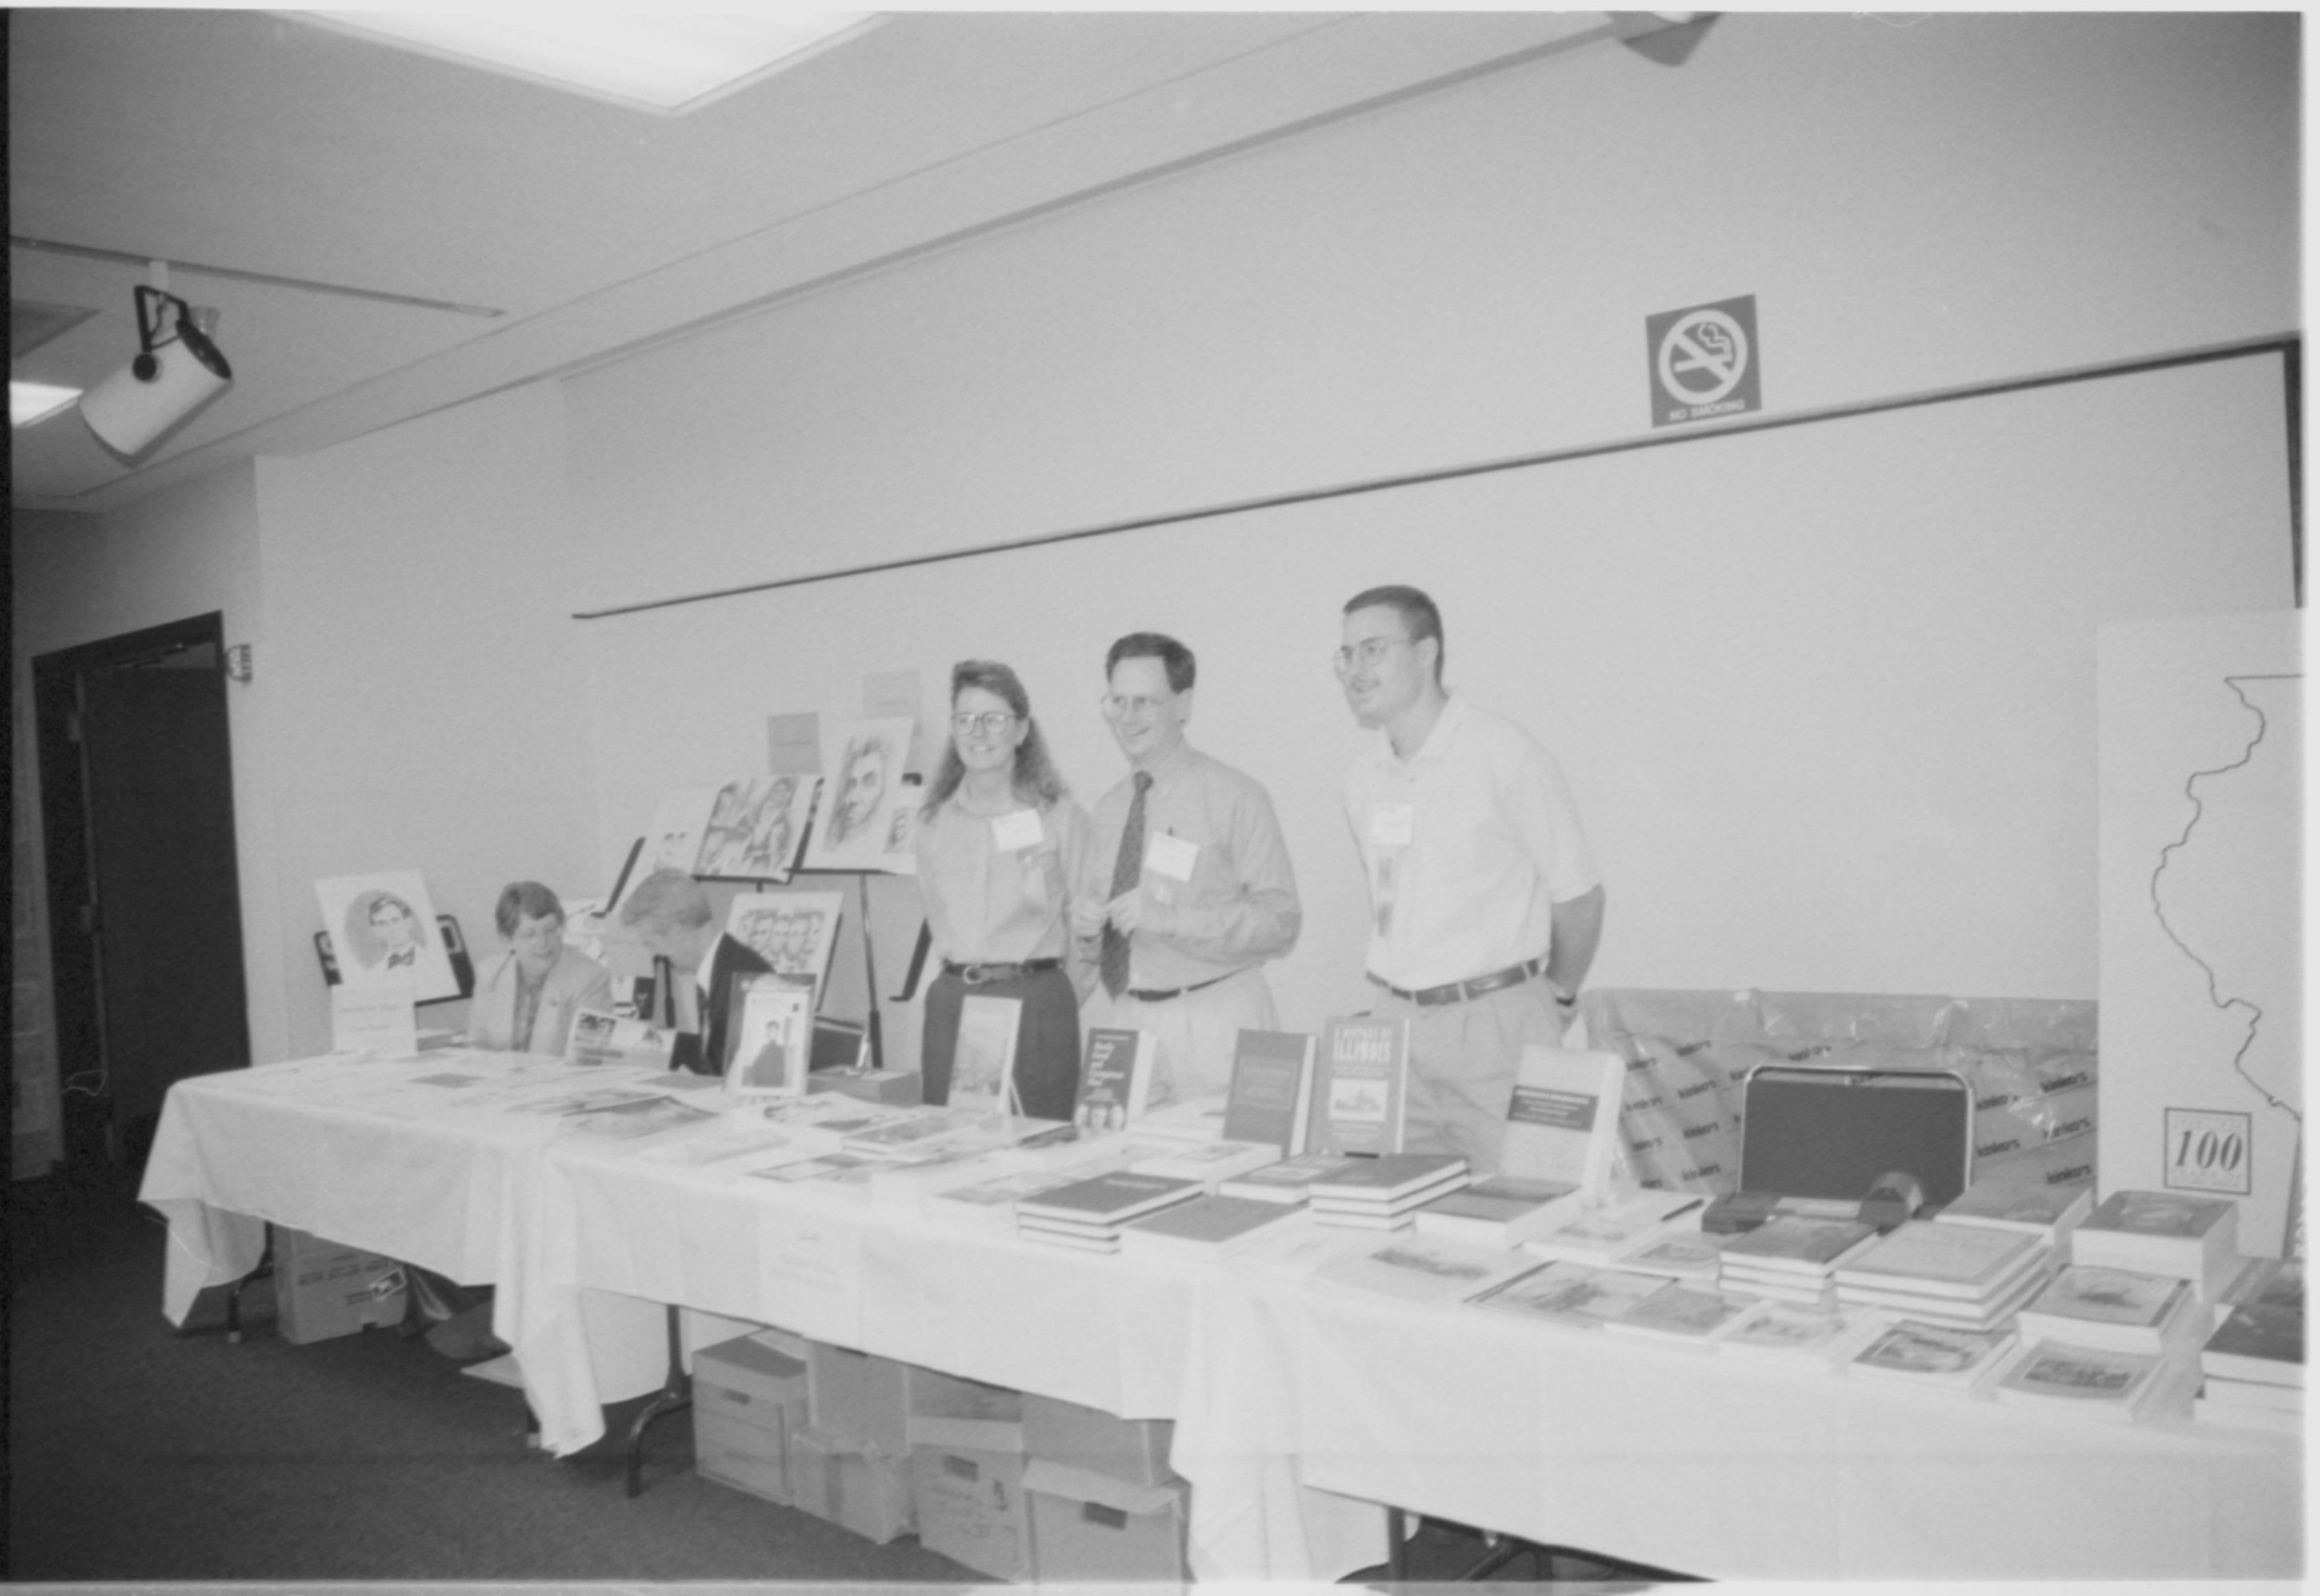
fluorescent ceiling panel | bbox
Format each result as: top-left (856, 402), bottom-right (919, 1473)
top-left (289, 10), bottom-right (882, 114)
top-left (12, 381), bottom-right (82, 428)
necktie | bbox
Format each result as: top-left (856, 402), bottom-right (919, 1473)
top-left (1099, 772), bottom-right (1151, 999)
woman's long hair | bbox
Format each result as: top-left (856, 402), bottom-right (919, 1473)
top-left (921, 659), bottom-right (1069, 815)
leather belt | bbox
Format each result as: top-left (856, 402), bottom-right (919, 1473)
top-left (942, 958), bottom-right (1061, 987)
top-left (1367, 957), bottom-right (1546, 1008)
top-left (1123, 971), bottom-right (1236, 1004)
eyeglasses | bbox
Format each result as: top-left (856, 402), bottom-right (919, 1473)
top-left (1100, 692), bottom-right (1172, 721)
top-left (951, 711), bottom-right (1016, 737)
top-left (1333, 635), bottom-right (1410, 674)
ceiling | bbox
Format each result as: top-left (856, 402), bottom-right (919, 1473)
top-left (10, 8), bottom-right (1674, 516)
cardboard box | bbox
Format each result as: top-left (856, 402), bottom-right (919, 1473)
top-left (804, 1342), bottom-right (915, 1456)
top-left (1025, 1458), bottom-right (1191, 1586)
top-left (273, 1227), bottom-right (408, 1344)
top-left (693, 1333), bottom-right (809, 1505)
top-left (1022, 1393), bottom-right (1177, 1486)
top-left (910, 1440), bottom-right (1030, 1580)
top-left (788, 1425), bottom-right (913, 1543)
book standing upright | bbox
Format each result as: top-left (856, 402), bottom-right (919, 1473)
top-left (1311, 1015), bottom-right (1410, 1157)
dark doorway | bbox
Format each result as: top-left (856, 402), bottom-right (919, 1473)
top-left (32, 612), bottom-right (250, 1170)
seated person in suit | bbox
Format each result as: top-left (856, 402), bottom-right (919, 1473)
top-left (468, 881), bottom-right (613, 1055)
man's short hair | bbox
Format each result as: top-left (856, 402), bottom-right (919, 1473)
top-left (367, 893), bottom-right (413, 924)
top-left (618, 869), bottom-right (713, 935)
top-left (1342, 584), bottom-right (1445, 679)
top-left (495, 880), bottom-right (566, 939)
top-left (1105, 631), bottom-right (1196, 694)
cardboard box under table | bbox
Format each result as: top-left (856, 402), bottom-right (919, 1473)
top-left (692, 1333), bottom-right (809, 1504)
top-left (1025, 1459), bottom-right (1191, 1584)
top-left (1022, 1392), bottom-right (1177, 1486)
top-left (788, 1423), bottom-right (913, 1543)
top-left (906, 1370), bottom-right (1030, 1580)
top-left (273, 1226), bottom-right (408, 1344)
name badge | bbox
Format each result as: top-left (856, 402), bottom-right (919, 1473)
top-left (1144, 832), bottom-right (1199, 882)
top-left (1368, 803), bottom-right (1416, 848)
top-left (991, 809), bottom-right (1044, 851)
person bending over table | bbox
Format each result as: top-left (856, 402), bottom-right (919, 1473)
top-left (914, 659), bottom-right (1096, 1120)
top-left (468, 881), bottom-right (613, 1056)
top-left (617, 868), bottom-right (767, 1075)
top-left (1338, 583), bottom-right (1606, 1170)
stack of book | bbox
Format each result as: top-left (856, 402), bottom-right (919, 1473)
top-left (1717, 1216), bottom-right (1880, 1305)
top-left (2070, 1189), bottom-right (2241, 1301)
top-left (1831, 1220), bottom-right (2054, 1331)
top-left (1991, 1338), bottom-right (2179, 1423)
top-left (2196, 1259), bottom-right (2303, 1434)
top-left (1935, 1179), bottom-right (2094, 1248)
top-left (1014, 1170), bottom-right (1203, 1253)
top-left (1846, 1318), bottom-right (2018, 1391)
top-left (2014, 1264), bottom-right (2199, 1354)
top-left (1117, 1192), bottom-right (1313, 1262)
top-left (1519, 1191), bottom-right (1706, 1268)
top-left (1219, 1151), bottom-right (1366, 1205)
top-left (1306, 1154), bottom-right (1469, 1231)
top-left (1412, 1174), bottom-right (1583, 1250)
top-left (926, 1167), bottom-right (1108, 1234)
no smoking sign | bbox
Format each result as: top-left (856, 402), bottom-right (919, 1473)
top-left (1647, 294), bottom-right (1761, 426)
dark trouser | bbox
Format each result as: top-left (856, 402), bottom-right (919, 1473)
top-left (919, 965), bottom-right (1081, 1121)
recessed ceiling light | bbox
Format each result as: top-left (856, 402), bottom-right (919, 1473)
top-left (289, 11), bottom-right (884, 116)
top-left (12, 380), bottom-right (82, 429)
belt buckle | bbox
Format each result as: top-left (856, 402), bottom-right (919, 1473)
top-left (959, 963), bottom-right (988, 987)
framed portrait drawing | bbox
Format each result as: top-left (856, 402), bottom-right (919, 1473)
top-left (695, 774), bottom-right (817, 882)
top-left (803, 716), bottom-right (916, 872)
top-left (724, 891), bottom-right (844, 995)
top-left (315, 871), bottom-right (461, 1004)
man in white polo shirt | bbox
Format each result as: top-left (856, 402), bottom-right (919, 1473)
top-left (1338, 585), bottom-right (1606, 1168)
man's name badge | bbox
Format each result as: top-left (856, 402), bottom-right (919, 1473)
top-left (991, 809), bottom-right (1045, 851)
top-left (1368, 803), bottom-right (1416, 847)
top-left (1144, 832), bottom-right (1199, 882)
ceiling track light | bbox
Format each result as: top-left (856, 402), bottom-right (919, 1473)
top-left (80, 280), bottom-right (236, 457)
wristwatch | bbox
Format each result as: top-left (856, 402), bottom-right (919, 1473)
top-left (1550, 982), bottom-right (1577, 1011)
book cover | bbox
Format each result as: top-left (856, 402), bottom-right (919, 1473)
top-left (1316, 1237), bottom-right (1537, 1305)
top-left (1937, 1180), bottom-right (2094, 1237)
top-left (1848, 1320), bottom-right (2016, 1386)
top-left (1993, 1340), bottom-right (2169, 1420)
top-left (1412, 1175), bottom-right (1583, 1247)
top-left (1497, 1045), bottom-right (1629, 1200)
top-left (1466, 1261), bottom-right (1671, 1329)
top-left (2078, 1189), bottom-right (2238, 1243)
top-left (1718, 1300), bottom-right (1891, 1366)
top-left (1832, 1220), bottom-right (2048, 1297)
top-left (1719, 1216), bottom-right (1878, 1274)
top-left (566, 1009), bottom-right (678, 1071)
top-left (2020, 1265), bottom-right (2188, 1332)
top-left (1220, 1029), bottom-right (1318, 1152)
top-left (1076, 1027), bottom-right (1158, 1133)
top-left (1220, 1152), bottom-right (1365, 1204)
top-left (949, 993), bottom-right (1024, 1116)
top-left (1311, 1015), bottom-right (1410, 1156)
top-left (1119, 1194), bottom-right (1312, 1255)
top-left (723, 972), bottom-right (817, 1103)
top-left (2203, 1300), bottom-right (2306, 1386)
top-left (1836, 1263), bottom-right (2053, 1332)
top-left (1015, 1170), bottom-right (1203, 1226)
top-left (1307, 1152), bottom-right (1470, 1205)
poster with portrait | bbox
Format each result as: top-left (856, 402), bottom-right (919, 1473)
top-left (695, 774), bottom-right (817, 882)
top-left (803, 716), bottom-right (915, 872)
top-left (724, 891), bottom-right (845, 997)
top-left (315, 871), bottom-right (461, 1003)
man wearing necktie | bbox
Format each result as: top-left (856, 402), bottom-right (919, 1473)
top-left (1071, 632), bottom-right (1302, 1104)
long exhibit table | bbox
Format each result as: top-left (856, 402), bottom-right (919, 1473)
top-left (142, 1052), bottom-right (2301, 1584)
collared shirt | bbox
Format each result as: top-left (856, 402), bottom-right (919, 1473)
top-left (1082, 740), bottom-right (1301, 991)
top-left (915, 793), bottom-right (1095, 965)
top-left (1344, 693), bottom-right (1600, 991)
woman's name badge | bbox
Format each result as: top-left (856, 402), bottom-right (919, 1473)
top-left (1144, 832), bottom-right (1199, 882)
top-left (1368, 803), bottom-right (1416, 847)
top-left (991, 809), bottom-right (1044, 851)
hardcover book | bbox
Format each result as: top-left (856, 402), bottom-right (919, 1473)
top-left (1311, 1015), bottom-right (1411, 1156)
top-left (1835, 1263), bottom-right (2053, 1333)
top-left (1014, 1170), bottom-right (1203, 1228)
top-left (1119, 1194), bottom-right (1312, 1258)
top-left (1465, 1261), bottom-right (1671, 1329)
top-left (1307, 1152), bottom-right (1471, 1206)
top-left (723, 972), bottom-right (817, 1103)
top-left (1412, 1175), bottom-right (1583, 1249)
top-left (1220, 1152), bottom-right (1366, 1205)
top-left (1220, 1029), bottom-right (1319, 1152)
top-left (2016, 1265), bottom-right (2192, 1355)
top-left (1076, 1027), bottom-right (1159, 1132)
top-left (1497, 1045), bottom-right (1629, 1200)
top-left (948, 994), bottom-right (1024, 1117)
top-left (1937, 1180), bottom-right (2094, 1242)
top-left (1831, 1220), bottom-right (2049, 1299)
top-left (2203, 1299), bottom-right (2306, 1387)
top-left (1848, 1320), bottom-right (2017, 1388)
top-left (1992, 1340), bottom-right (2172, 1421)
top-left (1718, 1216), bottom-right (1879, 1274)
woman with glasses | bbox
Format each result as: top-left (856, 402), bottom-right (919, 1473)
top-left (913, 659), bottom-right (1096, 1119)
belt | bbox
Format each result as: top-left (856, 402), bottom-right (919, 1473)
top-left (942, 958), bottom-right (1061, 987)
top-left (1123, 971), bottom-right (1237, 1003)
top-left (1367, 957), bottom-right (1546, 1008)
